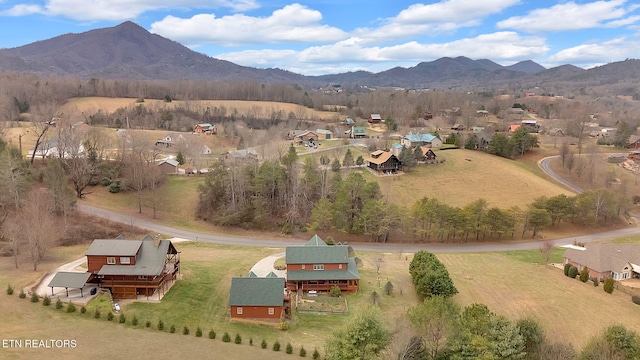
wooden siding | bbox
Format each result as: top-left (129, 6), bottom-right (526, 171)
top-left (230, 305), bottom-right (283, 319)
top-left (286, 279), bottom-right (359, 293)
top-left (87, 255), bottom-right (136, 273)
top-left (286, 263), bottom-right (348, 271)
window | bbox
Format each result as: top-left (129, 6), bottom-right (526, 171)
top-left (338, 264), bottom-right (343, 269)
top-left (138, 276), bottom-right (147, 280)
top-left (301, 264), bottom-right (305, 269)
top-left (120, 257), bottom-right (131, 264)
top-left (236, 307), bottom-right (243, 315)
top-left (313, 264), bottom-right (324, 271)
top-left (106, 257), bottom-right (116, 265)
top-left (268, 308), bottom-right (274, 315)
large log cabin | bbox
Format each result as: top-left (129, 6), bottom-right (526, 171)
top-left (86, 235), bottom-right (180, 299)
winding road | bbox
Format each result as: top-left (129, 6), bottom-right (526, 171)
top-left (76, 155), bottom-right (640, 253)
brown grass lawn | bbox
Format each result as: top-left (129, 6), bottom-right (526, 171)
top-left (59, 97), bottom-right (342, 122)
top-left (440, 252), bottom-right (640, 349)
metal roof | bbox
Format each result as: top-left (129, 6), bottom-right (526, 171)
top-left (86, 240), bottom-right (142, 256)
top-left (286, 245), bottom-right (349, 264)
top-left (286, 258), bottom-right (360, 281)
top-left (96, 238), bottom-right (174, 276)
top-left (304, 234), bottom-right (328, 247)
top-left (48, 272), bottom-right (91, 289)
top-left (229, 277), bottom-right (285, 306)
top-left (405, 133), bottom-right (437, 143)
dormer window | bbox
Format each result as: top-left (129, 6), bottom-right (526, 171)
top-left (107, 257), bottom-right (116, 265)
top-left (313, 264), bottom-right (324, 271)
top-left (120, 257), bottom-right (131, 264)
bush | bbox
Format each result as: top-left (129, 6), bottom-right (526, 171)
top-left (249, 338), bottom-right (253, 346)
top-left (593, 278), bottom-right (599, 287)
top-left (278, 321), bottom-right (289, 331)
top-left (66, 303), bottom-right (76, 313)
top-left (94, 309), bottom-right (101, 318)
top-left (568, 265), bottom-right (579, 279)
top-left (169, 325), bottom-right (176, 333)
top-left (118, 313), bottom-right (126, 323)
top-left (56, 299), bottom-right (64, 310)
top-left (300, 346), bottom-right (307, 357)
top-left (196, 327), bottom-right (202, 337)
top-left (564, 263), bottom-right (572, 276)
top-left (80, 306), bottom-right (86, 314)
top-left (222, 331), bottom-right (231, 342)
top-left (157, 320), bottom-right (164, 330)
top-left (131, 315), bottom-right (138, 326)
top-left (234, 334), bottom-right (242, 344)
top-left (145, 320), bottom-right (151, 328)
top-left (329, 285), bottom-right (342, 297)
top-left (208, 330), bottom-right (216, 339)
top-left (107, 312), bottom-right (114, 321)
top-left (286, 342), bottom-right (293, 354)
top-left (183, 326), bottom-right (190, 335)
top-left (109, 180), bottom-right (121, 193)
top-left (273, 341), bottom-right (281, 351)
top-left (312, 348), bottom-right (320, 359)
top-left (19, 289), bottom-right (26, 298)
top-left (7, 284), bottom-right (14, 295)
top-left (30, 293), bottom-right (39, 303)
top-left (604, 278), bottom-right (615, 294)
top-left (101, 177), bottom-right (112, 186)
top-left (632, 295), bottom-right (640, 305)
top-left (579, 267), bottom-right (590, 282)
top-left (42, 295), bottom-right (51, 306)
top-left (261, 339), bottom-right (268, 349)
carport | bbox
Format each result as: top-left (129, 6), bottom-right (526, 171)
top-left (47, 272), bottom-right (91, 297)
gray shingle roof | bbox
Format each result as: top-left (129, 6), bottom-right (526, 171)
top-left (286, 245), bottom-right (349, 264)
top-left (564, 243), bottom-right (640, 273)
top-left (286, 258), bottom-right (360, 281)
top-left (86, 240), bottom-right (142, 256)
top-left (229, 277), bottom-right (285, 306)
top-left (48, 272), bottom-right (91, 288)
top-left (96, 238), bottom-right (175, 276)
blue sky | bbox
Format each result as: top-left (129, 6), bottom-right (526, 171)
top-left (1, 0), bottom-right (639, 75)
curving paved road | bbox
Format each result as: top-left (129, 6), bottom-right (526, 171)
top-left (538, 156), bottom-right (584, 193)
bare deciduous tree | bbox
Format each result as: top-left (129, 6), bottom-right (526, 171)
top-left (22, 189), bottom-right (56, 271)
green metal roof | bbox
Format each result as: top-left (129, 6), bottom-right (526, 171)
top-left (96, 238), bottom-right (175, 276)
top-left (247, 271), bottom-right (258, 277)
top-left (304, 234), bottom-right (327, 247)
top-left (229, 277), bottom-right (285, 306)
top-left (286, 259), bottom-right (360, 281)
top-left (265, 271), bottom-right (280, 278)
top-left (47, 272), bottom-right (91, 289)
top-left (86, 240), bottom-right (142, 256)
top-left (286, 245), bottom-right (349, 264)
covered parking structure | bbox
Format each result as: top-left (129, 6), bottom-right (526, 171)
top-left (47, 272), bottom-right (91, 297)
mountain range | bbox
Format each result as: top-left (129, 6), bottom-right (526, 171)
top-left (0, 21), bottom-right (639, 92)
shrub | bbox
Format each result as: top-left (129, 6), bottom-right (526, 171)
top-left (109, 180), bottom-right (121, 193)
top-left (208, 330), bottom-right (216, 339)
top-left (107, 312), bottom-right (114, 321)
top-left (579, 267), bottom-right (590, 282)
top-left (42, 295), bottom-right (51, 306)
top-left (249, 338), bottom-right (253, 346)
top-left (234, 334), bottom-right (242, 344)
top-left (157, 320), bottom-right (164, 330)
top-left (563, 263), bottom-right (572, 276)
top-left (94, 309), bottom-right (101, 318)
top-left (299, 346), bottom-right (307, 357)
top-left (169, 325), bottom-right (176, 333)
top-left (384, 281), bottom-right (394, 295)
top-left (273, 341), bottom-right (281, 351)
top-left (329, 286), bottom-right (342, 297)
top-left (145, 320), bottom-right (151, 328)
top-left (593, 278), bottom-right (599, 287)
top-left (183, 326), bottom-right (190, 335)
top-left (261, 339), bottom-right (268, 349)
top-left (118, 313), bottom-right (126, 323)
top-left (632, 295), bottom-right (640, 305)
top-left (80, 306), bottom-right (86, 314)
top-left (278, 321), bottom-right (289, 331)
top-left (286, 342), bottom-right (293, 354)
top-left (131, 315), bottom-right (138, 326)
top-left (56, 299), bottom-right (64, 310)
top-left (30, 293), bottom-right (39, 303)
top-left (7, 284), bottom-right (14, 295)
top-left (66, 303), bottom-right (76, 313)
top-left (222, 331), bottom-right (231, 342)
top-left (604, 278), bottom-right (615, 294)
top-left (568, 265), bottom-right (579, 279)
top-left (19, 289), bottom-right (26, 298)
top-left (101, 177), bottom-right (112, 186)
top-left (196, 327), bottom-right (202, 337)
top-left (312, 348), bottom-right (320, 359)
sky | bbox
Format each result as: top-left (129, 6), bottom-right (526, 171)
top-left (0, 0), bottom-right (639, 75)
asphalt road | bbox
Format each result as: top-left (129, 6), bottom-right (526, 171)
top-left (76, 155), bottom-right (640, 253)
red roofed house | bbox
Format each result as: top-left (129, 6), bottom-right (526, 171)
top-left (86, 235), bottom-right (180, 299)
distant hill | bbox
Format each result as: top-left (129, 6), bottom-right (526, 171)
top-left (1, 21), bottom-right (639, 92)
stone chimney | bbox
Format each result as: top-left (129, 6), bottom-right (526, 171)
top-left (154, 234), bottom-right (160, 247)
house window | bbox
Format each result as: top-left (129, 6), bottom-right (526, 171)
top-left (138, 276), bottom-right (147, 280)
top-left (301, 264), bottom-right (305, 270)
top-left (313, 264), bottom-right (324, 271)
top-left (106, 257), bottom-right (116, 265)
top-left (120, 257), bottom-right (131, 264)
top-left (268, 308), bottom-right (274, 315)
top-left (338, 264), bottom-right (343, 269)
top-left (236, 307), bottom-right (243, 315)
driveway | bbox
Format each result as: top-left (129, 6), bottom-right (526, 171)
top-left (31, 256), bottom-right (99, 304)
top-left (249, 252), bottom-right (286, 278)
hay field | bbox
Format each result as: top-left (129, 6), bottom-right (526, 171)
top-left (59, 97), bottom-right (342, 121)
top-left (440, 251), bottom-right (640, 349)
top-left (362, 148), bottom-right (573, 209)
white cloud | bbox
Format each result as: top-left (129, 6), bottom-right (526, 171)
top-left (2, 0), bottom-right (258, 21)
top-left (150, 4), bottom-right (346, 46)
top-left (547, 37), bottom-right (640, 67)
top-left (497, 0), bottom-right (631, 32)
